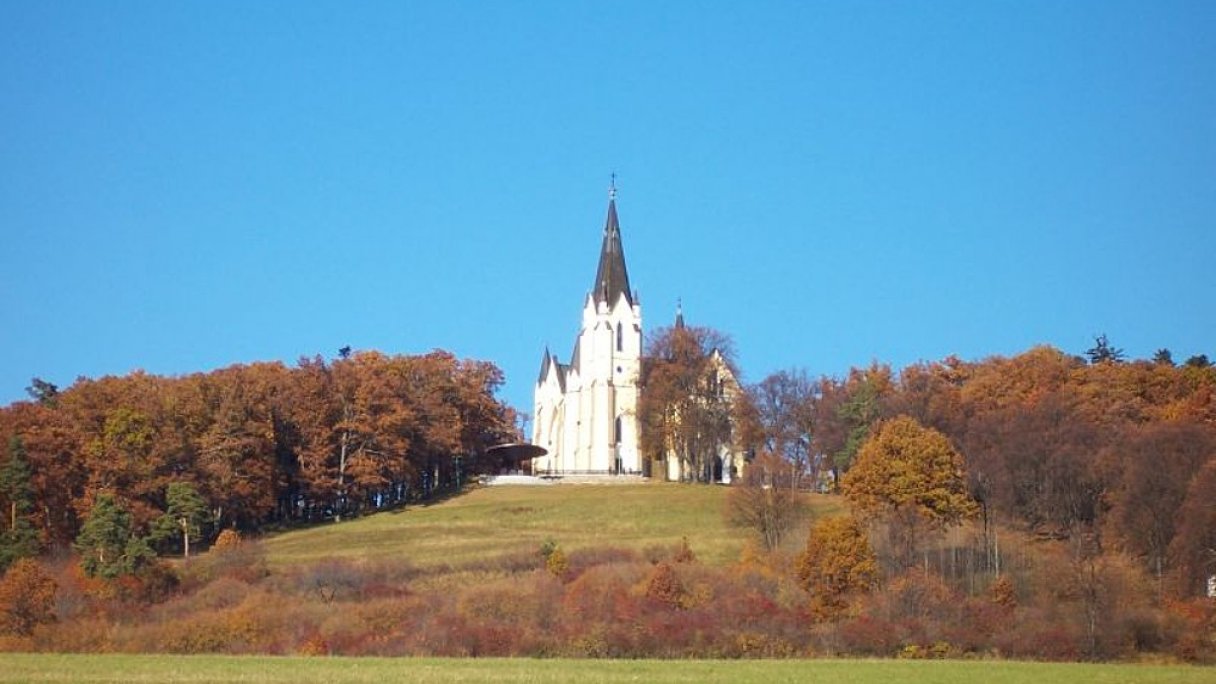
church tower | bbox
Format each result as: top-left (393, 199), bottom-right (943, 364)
top-left (533, 184), bottom-right (643, 475)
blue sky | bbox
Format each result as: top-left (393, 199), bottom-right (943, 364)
top-left (2, 1), bottom-right (1213, 416)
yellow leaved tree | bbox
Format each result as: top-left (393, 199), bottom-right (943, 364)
top-left (842, 415), bottom-right (977, 571)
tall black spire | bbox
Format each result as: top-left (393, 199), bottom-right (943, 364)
top-left (591, 178), bottom-right (633, 307)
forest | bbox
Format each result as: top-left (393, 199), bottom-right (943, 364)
top-left (0, 339), bottom-right (1213, 661)
top-left (0, 349), bottom-right (517, 557)
top-left (740, 340), bottom-right (1216, 600)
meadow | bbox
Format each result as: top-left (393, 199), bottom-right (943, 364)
top-left (0, 654), bottom-right (1210, 684)
top-left (262, 482), bottom-right (838, 569)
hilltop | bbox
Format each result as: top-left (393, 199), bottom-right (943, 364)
top-left (263, 483), bottom-right (836, 589)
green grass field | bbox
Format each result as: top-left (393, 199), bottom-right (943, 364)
top-left (0, 654), bottom-right (1209, 684)
top-left (262, 482), bottom-right (840, 569)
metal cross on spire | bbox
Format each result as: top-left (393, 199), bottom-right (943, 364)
top-left (609, 172), bottom-right (617, 200)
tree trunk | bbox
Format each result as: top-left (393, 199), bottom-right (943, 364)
top-left (180, 517), bottom-right (190, 559)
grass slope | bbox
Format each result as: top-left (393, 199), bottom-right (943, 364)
top-left (263, 483), bottom-right (839, 569)
top-left (0, 655), bottom-right (1209, 684)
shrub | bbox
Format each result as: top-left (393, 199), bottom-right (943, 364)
top-left (545, 547), bottom-right (569, 579)
top-left (123, 560), bottom-right (179, 604)
top-left (212, 529), bottom-right (242, 552)
top-left (187, 537), bottom-right (268, 587)
top-left (673, 537), bottom-right (697, 564)
top-left (562, 563), bottom-right (646, 625)
top-left (566, 546), bottom-right (639, 576)
top-left (836, 615), bottom-right (904, 656)
top-left (644, 562), bottom-right (686, 609)
top-left (1163, 598), bottom-right (1216, 663)
top-left (0, 558), bottom-right (57, 636)
top-left (989, 574), bottom-right (1017, 608)
top-left (796, 515), bottom-right (877, 621)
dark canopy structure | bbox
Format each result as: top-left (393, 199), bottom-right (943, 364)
top-left (486, 443), bottom-right (548, 474)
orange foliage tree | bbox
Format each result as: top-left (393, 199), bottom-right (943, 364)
top-left (0, 558), bottom-right (56, 636)
top-left (842, 416), bottom-right (977, 571)
top-left (796, 514), bottom-right (877, 621)
top-left (638, 324), bottom-right (739, 483)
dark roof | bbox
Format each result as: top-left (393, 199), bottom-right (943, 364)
top-left (536, 346), bottom-right (552, 385)
top-left (537, 346), bottom-right (569, 392)
top-left (591, 198), bottom-right (633, 307)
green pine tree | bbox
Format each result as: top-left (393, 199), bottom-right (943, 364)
top-left (74, 494), bottom-right (152, 579)
top-left (0, 437), bottom-right (40, 571)
top-left (150, 482), bottom-right (210, 558)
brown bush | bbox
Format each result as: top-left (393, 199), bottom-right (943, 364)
top-left (0, 559), bottom-right (57, 636)
top-left (32, 616), bottom-right (112, 652)
top-left (545, 547), bottom-right (569, 579)
top-left (836, 615), bottom-right (905, 656)
top-left (566, 546), bottom-right (640, 576)
top-left (212, 529), bottom-right (242, 551)
top-left (673, 537), bottom-right (697, 564)
top-left (186, 538), bottom-right (268, 587)
top-left (562, 562), bottom-right (646, 625)
top-left (644, 562), bottom-right (686, 609)
top-left (1162, 598), bottom-right (1216, 663)
top-left (989, 574), bottom-right (1017, 608)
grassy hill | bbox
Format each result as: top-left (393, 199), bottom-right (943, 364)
top-left (19, 482), bottom-right (1212, 663)
top-left (263, 482), bottom-right (839, 569)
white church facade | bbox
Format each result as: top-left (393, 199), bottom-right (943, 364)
top-left (532, 188), bottom-right (643, 476)
top-left (531, 188), bottom-right (747, 482)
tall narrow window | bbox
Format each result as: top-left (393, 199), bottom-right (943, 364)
top-left (614, 416), bottom-right (623, 444)
top-left (616, 322), bottom-right (623, 351)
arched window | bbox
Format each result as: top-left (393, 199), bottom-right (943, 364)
top-left (614, 415), bottom-right (623, 444)
top-left (616, 322), bottom-right (623, 351)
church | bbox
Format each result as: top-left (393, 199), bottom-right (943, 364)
top-left (531, 186), bottom-right (746, 482)
top-left (532, 184), bottom-right (643, 476)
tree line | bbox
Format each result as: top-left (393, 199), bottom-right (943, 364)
top-left (635, 324), bottom-right (1213, 599)
top-left (0, 349), bottom-right (517, 570)
top-left (738, 341), bottom-right (1216, 599)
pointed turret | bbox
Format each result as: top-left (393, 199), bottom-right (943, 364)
top-left (591, 185), bottom-right (633, 308)
top-left (537, 346), bottom-right (553, 384)
top-left (674, 299), bottom-right (685, 330)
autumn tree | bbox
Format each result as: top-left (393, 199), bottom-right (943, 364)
top-left (638, 323), bottom-right (739, 483)
top-left (1167, 459), bottom-right (1216, 597)
top-left (82, 406), bottom-right (166, 526)
top-left (795, 515), bottom-right (877, 620)
top-left (842, 416), bottom-right (977, 571)
top-left (813, 364), bottom-right (894, 486)
top-left (196, 364), bottom-right (284, 530)
top-left (0, 400), bottom-right (85, 546)
top-left (749, 369), bottom-right (819, 488)
top-left (0, 437), bottom-right (40, 570)
top-left (1103, 422), bottom-right (1214, 585)
top-left (726, 451), bottom-right (804, 552)
top-left (0, 558), bottom-right (56, 636)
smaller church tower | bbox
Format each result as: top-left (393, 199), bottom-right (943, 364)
top-left (533, 183), bottom-right (643, 475)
